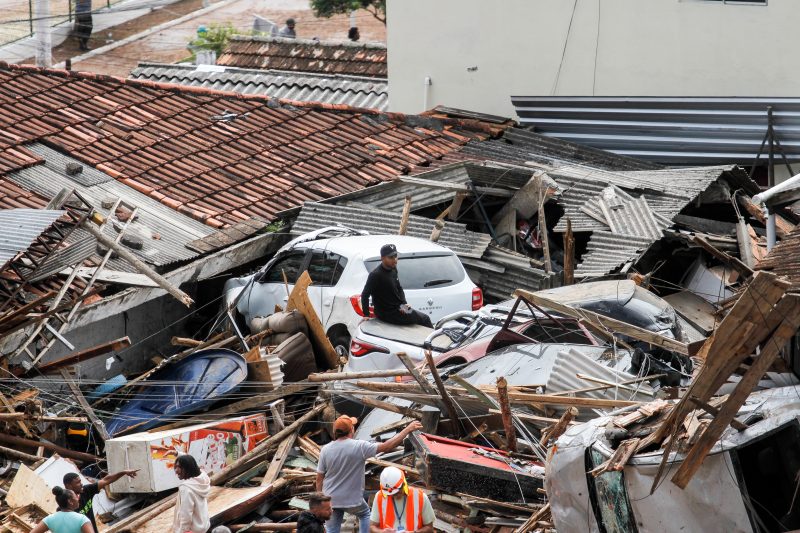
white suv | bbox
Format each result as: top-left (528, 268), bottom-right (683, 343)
top-left (222, 227), bottom-right (483, 357)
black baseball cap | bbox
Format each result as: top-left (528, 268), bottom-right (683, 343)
top-left (380, 244), bottom-right (398, 257)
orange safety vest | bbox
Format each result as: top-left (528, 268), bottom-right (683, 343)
top-left (376, 487), bottom-right (425, 531)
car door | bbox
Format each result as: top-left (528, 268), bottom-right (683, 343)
top-left (305, 250), bottom-right (348, 328)
top-left (240, 250), bottom-right (310, 322)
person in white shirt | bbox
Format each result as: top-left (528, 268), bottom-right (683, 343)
top-left (172, 455), bottom-right (210, 533)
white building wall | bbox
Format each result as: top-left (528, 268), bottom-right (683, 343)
top-left (387, 0), bottom-right (799, 119)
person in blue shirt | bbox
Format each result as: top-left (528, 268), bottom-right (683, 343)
top-left (30, 486), bottom-right (93, 533)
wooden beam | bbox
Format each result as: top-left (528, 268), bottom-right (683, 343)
top-left (514, 288), bottom-right (689, 355)
top-left (35, 337), bottom-right (130, 374)
top-left (261, 433), bottom-right (297, 486)
top-left (308, 369), bottom-right (412, 382)
top-left (671, 296), bottom-right (800, 488)
top-left (80, 219), bottom-right (194, 307)
top-left (563, 218), bottom-right (575, 285)
top-left (61, 369), bottom-right (110, 441)
top-left (425, 349), bottom-right (463, 437)
top-left (535, 174), bottom-right (552, 273)
top-left (541, 407), bottom-right (578, 447)
top-left (447, 191), bottom-right (467, 221)
top-left (351, 395), bottom-right (424, 420)
top-left (506, 391), bottom-right (640, 409)
top-left (496, 377), bottom-right (517, 452)
top-left (0, 433), bottom-right (102, 463)
top-left (398, 195), bottom-right (412, 235)
top-left (691, 235), bottom-right (753, 277)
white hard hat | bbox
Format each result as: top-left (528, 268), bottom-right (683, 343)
top-left (379, 466), bottom-right (406, 496)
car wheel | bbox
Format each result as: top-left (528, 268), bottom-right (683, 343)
top-left (332, 334), bottom-right (351, 360)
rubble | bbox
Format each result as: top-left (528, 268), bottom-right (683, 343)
top-left (0, 73), bottom-right (799, 532)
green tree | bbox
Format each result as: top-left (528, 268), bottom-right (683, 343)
top-left (187, 22), bottom-right (239, 60)
top-left (310, 0), bottom-right (386, 25)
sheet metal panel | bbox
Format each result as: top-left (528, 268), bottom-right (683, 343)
top-left (130, 63), bottom-right (389, 111)
top-left (291, 202), bottom-right (491, 259)
top-left (0, 209), bottom-right (64, 268)
top-left (511, 96), bottom-right (800, 164)
top-left (575, 231), bottom-right (655, 278)
top-left (7, 144), bottom-right (213, 268)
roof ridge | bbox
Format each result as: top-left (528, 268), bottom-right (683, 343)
top-left (131, 62), bottom-right (390, 84)
top-left (0, 62), bottom-right (510, 137)
top-left (228, 34), bottom-right (387, 50)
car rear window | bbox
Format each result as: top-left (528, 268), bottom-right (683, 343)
top-left (364, 253), bottom-right (465, 289)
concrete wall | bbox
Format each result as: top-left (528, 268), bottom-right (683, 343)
top-left (387, 0), bottom-right (798, 118)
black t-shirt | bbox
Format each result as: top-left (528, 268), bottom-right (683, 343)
top-left (297, 510), bottom-right (326, 533)
top-left (361, 264), bottom-right (406, 321)
top-left (78, 483), bottom-right (100, 532)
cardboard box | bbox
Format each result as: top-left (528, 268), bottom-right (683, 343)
top-left (107, 414), bottom-right (267, 493)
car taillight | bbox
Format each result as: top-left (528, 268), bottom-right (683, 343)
top-left (350, 295), bottom-right (373, 317)
top-left (472, 287), bottom-right (483, 311)
top-left (350, 338), bottom-right (389, 357)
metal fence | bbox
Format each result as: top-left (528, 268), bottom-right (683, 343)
top-left (0, 0), bottom-right (123, 47)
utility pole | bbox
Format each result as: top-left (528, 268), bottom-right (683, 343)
top-left (34, 0), bottom-right (51, 67)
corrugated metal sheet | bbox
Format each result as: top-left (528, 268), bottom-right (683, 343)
top-left (546, 347), bottom-right (654, 402)
top-left (575, 231), bottom-right (655, 278)
top-left (551, 165), bottom-right (751, 232)
top-left (0, 209), bottom-right (64, 268)
top-left (290, 202), bottom-right (491, 259)
top-left (27, 144), bottom-right (112, 186)
top-left (462, 128), bottom-right (661, 171)
top-left (511, 96), bottom-right (800, 165)
top-left (129, 63), bottom-right (389, 111)
top-left (600, 196), bottom-right (665, 239)
top-left (6, 144), bottom-right (213, 269)
top-left (463, 244), bottom-right (559, 301)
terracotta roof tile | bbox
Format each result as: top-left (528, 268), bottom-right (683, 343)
top-left (218, 36), bottom-right (387, 78)
top-left (0, 63), bottom-right (510, 227)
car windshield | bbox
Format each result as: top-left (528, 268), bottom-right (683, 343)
top-left (364, 253), bottom-right (465, 289)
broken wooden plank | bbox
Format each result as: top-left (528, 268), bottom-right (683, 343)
top-left (261, 433), bottom-right (297, 486)
top-left (514, 288), bottom-right (689, 355)
top-left (691, 235), bottom-right (753, 277)
top-left (80, 219), bottom-right (194, 307)
top-left (671, 295), bottom-right (800, 488)
top-left (352, 395), bottom-right (424, 420)
top-left (286, 272), bottom-right (339, 369)
top-left (0, 390), bottom-right (31, 438)
top-left (496, 377), bottom-right (517, 452)
top-left (0, 433), bottom-right (102, 463)
top-left (541, 407), bottom-right (578, 447)
top-left (425, 349), bottom-right (463, 437)
top-left (563, 218), bottom-right (575, 285)
top-left (60, 369), bottom-right (110, 441)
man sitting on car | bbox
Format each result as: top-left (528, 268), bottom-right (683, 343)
top-left (361, 244), bottom-right (434, 328)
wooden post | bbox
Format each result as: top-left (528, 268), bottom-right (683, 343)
top-left (352, 396), bottom-right (424, 420)
top-left (0, 444), bottom-right (45, 463)
top-left (534, 175), bottom-right (552, 273)
top-left (425, 350), bottom-right (463, 437)
top-left (563, 218), bottom-right (575, 285)
top-left (60, 369), bottom-right (110, 441)
top-left (398, 196), bottom-right (412, 235)
top-left (541, 407), bottom-right (579, 447)
top-left (309, 369), bottom-right (413, 381)
top-left (35, 337), bottom-right (130, 374)
top-left (448, 191), bottom-right (467, 221)
top-left (81, 220), bottom-right (194, 307)
top-left (0, 433), bottom-right (102, 463)
top-left (496, 377), bottom-right (517, 452)
top-left (430, 219), bottom-right (445, 242)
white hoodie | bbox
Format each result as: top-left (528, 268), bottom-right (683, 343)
top-left (172, 471), bottom-right (211, 533)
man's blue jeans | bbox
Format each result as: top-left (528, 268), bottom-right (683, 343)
top-left (326, 499), bottom-right (371, 533)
